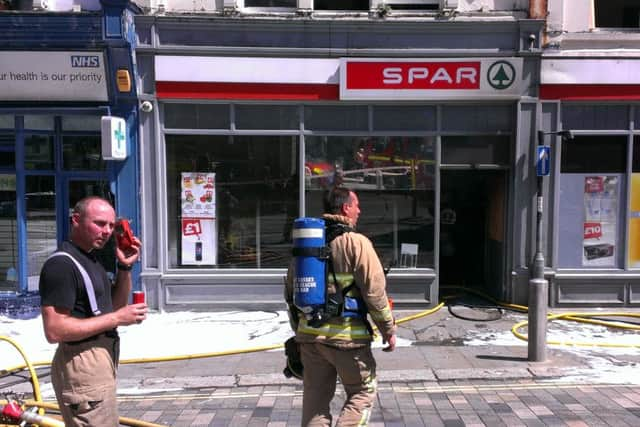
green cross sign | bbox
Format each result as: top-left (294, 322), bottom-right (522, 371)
top-left (114, 121), bottom-right (125, 151)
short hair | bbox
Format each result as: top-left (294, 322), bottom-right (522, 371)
top-left (72, 196), bottom-right (111, 217)
top-left (323, 187), bottom-right (353, 214)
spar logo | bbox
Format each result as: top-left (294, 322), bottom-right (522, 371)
top-left (487, 60), bottom-right (516, 90)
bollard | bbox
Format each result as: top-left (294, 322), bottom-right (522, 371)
top-left (528, 277), bottom-right (548, 362)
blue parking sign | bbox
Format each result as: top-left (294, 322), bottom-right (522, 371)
top-left (536, 145), bottom-right (551, 176)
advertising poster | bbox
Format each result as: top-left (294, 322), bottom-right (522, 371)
top-left (582, 176), bottom-right (618, 267)
top-left (629, 174), bottom-right (640, 268)
top-left (181, 172), bottom-right (217, 265)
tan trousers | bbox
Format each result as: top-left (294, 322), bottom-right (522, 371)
top-left (51, 335), bottom-right (120, 427)
top-left (300, 342), bottom-right (377, 427)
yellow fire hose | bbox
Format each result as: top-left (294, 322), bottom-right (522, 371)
top-left (0, 399), bottom-right (166, 427)
top-left (0, 336), bottom-right (165, 427)
top-left (512, 312), bottom-right (640, 348)
top-left (442, 285), bottom-right (640, 348)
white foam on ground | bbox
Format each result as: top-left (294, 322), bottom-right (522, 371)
top-left (1, 310), bottom-right (412, 368)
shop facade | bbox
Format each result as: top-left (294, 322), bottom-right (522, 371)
top-left (0, 2), bottom-right (142, 310)
top-left (540, 57), bottom-right (640, 306)
top-left (134, 16), bottom-right (546, 310)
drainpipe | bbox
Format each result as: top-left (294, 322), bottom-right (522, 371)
top-left (529, 0), bottom-right (547, 19)
top-left (529, 0), bottom-right (548, 45)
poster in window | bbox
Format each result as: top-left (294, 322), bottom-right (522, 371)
top-left (181, 172), bottom-right (217, 265)
top-left (629, 173), bottom-right (640, 268)
top-left (582, 176), bottom-right (617, 267)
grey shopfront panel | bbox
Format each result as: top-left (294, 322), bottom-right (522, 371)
top-left (134, 16), bottom-right (542, 310)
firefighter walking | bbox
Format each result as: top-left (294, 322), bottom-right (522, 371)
top-left (285, 187), bottom-right (396, 427)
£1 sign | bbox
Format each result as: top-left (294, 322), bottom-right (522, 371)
top-left (183, 219), bottom-right (202, 236)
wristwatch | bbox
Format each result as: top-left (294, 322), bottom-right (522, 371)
top-left (117, 263), bottom-right (133, 271)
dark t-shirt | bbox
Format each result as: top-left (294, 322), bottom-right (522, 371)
top-left (39, 241), bottom-right (114, 318)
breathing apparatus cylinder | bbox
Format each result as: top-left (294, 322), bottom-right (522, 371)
top-left (292, 217), bottom-right (327, 326)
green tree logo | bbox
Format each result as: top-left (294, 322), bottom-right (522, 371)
top-left (487, 61), bottom-right (516, 90)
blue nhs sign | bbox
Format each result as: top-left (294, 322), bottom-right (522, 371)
top-left (71, 56), bottom-right (100, 68)
top-left (536, 145), bottom-right (551, 177)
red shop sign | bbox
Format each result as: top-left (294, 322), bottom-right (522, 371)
top-left (346, 61), bottom-right (481, 90)
top-left (182, 218), bottom-right (202, 236)
top-left (584, 222), bottom-right (602, 239)
top-left (585, 176), bottom-right (604, 193)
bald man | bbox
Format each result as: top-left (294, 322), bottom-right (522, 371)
top-left (39, 196), bottom-right (147, 427)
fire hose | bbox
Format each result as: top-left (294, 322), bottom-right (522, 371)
top-left (2, 396), bottom-right (64, 427)
top-left (0, 335), bottom-right (165, 427)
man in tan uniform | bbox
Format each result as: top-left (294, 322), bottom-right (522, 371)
top-left (286, 187), bottom-right (396, 426)
top-left (39, 196), bottom-right (148, 427)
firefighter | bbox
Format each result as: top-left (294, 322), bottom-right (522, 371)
top-left (285, 187), bottom-right (396, 426)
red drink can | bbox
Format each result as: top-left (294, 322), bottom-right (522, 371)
top-left (132, 291), bottom-right (145, 304)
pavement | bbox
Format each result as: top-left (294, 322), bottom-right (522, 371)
top-left (3, 305), bottom-right (640, 426)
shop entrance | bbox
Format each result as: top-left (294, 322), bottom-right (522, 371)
top-left (439, 169), bottom-right (506, 298)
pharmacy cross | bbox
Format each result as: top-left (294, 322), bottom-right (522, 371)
top-left (114, 121), bottom-right (125, 151)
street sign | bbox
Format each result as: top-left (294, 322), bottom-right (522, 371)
top-left (536, 145), bottom-right (551, 176)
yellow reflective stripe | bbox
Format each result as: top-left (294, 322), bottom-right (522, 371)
top-left (327, 273), bottom-right (355, 289)
top-left (358, 408), bottom-right (371, 426)
top-left (298, 318), bottom-right (371, 339)
top-left (364, 374), bottom-right (377, 393)
top-left (370, 305), bottom-right (393, 322)
top-left (357, 375), bottom-right (376, 426)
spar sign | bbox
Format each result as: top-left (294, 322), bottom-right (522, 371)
top-left (340, 58), bottom-right (523, 100)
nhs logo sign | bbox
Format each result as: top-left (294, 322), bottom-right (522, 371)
top-left (71, 56), bottom-right (100, 68)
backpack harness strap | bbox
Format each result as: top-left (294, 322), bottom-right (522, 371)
top-left (324, 222), bottom-right (374, 335)
top-left (47, 251), bottom-right (102, 316)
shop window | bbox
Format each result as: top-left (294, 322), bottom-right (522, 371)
top-left (314, 0), bottom-right (369, 10)
top-left (629, 136), bottom-right (640, 268)
top-left (561, 135), bottom-right (626, 173)
top-left (441, 135), bottom-right (510, 165)
top-left (0, 134), bottom-right (15, 168)
top-left (26, 176), bottom-right (57, 283)
top-left (0, 174), bottom-right (17, 293)
top-left (373, 106), bottom-right (436, 131)
top-left (165, 134), bottom-right (298, 269)
top-left (235, 105), bottom-right (299, 130)
top-left (25, 135), bottom-right (54, 170)
top-left (164, 104), bottom-right (229, 130)
top-left (634, 136), bottom-right (640, 172)
top-left (245, 0), bottom-right (295, 6)
top-left (441, 105), bottom-right (513, 132)
top-left (0, 115), bottom-right (13, 129)
top-left (305, 135), bottom-right (435, 268)
top-left (304, 105), bottom-right (368, 131)
top-left (562, 105), bottom-right (628, 130)
top-left (62, 135), bottom-right (106, 171)
top-left (24, 115), bottom-right (54, 131)
top-left (594, 0), bottom-right (640, 28)
top-left (558, 136), bottom-right (627, 269)
top-left (61, 115), bottom-right (101, 131)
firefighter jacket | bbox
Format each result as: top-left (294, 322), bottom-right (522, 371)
top-left (285, 214), bottom-right (396, 349)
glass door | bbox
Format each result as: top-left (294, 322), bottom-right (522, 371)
top-left (0, 173), bottom-right (17, 294)
top-left (64, 179), bottom-right (115, 274)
